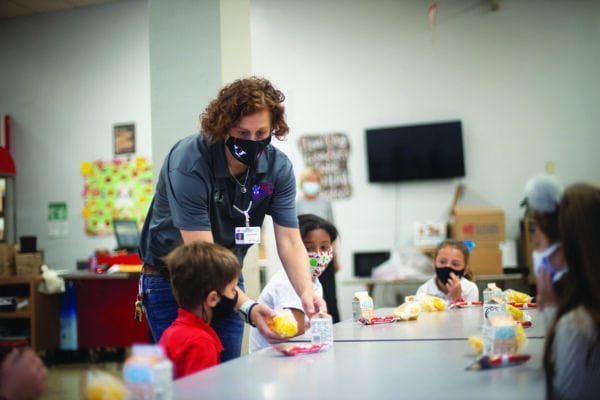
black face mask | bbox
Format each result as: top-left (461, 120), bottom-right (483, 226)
top-left (225, 136), bottom-right (271, 166)
top-left (212, 291), bottom-right (239, 320)
top-left (435, 267), bottom-right (464, 285)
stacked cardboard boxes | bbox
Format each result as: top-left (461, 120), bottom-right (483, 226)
top-left (15, 252), bottom-right (43, 275)
top-left (0, 243), bottom-right (16, 276)
top-left (448, 185), bottom-right (506, 275)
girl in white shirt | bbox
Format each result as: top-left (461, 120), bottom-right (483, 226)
top-left (249, 213), bottom-right (338, 352)
top-left (416, 239), bottom-right (479, 303)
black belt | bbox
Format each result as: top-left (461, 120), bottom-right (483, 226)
top-left (142, 264), bottom-right (169, 279)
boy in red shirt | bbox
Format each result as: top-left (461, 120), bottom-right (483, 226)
top-left (159, 242), bottom-right (240, 379)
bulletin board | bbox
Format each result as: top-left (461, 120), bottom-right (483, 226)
top-left (80, 157), bottom-right (153, 235)
top-left (298, 133), bottom-right (352, 199)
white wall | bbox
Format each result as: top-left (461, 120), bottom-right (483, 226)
top-left (0, 0), bottom-right (150, 268)
top-left (250, 0), bottom-right (600, 319)
top-left (148, 0), bottom-right (222, 180)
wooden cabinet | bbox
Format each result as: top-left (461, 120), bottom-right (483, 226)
top-left (0, 275), bottom-right (59, 352)
top-left (66, 272), bottom-right (150, 348)
top-left (520, 217), bottom-right (536, 285)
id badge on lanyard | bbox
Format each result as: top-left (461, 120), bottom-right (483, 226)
top-left (233, 201), bottom-right (261, 245)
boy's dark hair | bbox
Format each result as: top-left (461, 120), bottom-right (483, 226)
top-left (298, 213), bottom-right (338, 243)
top-left (164, 242), bottom-right (240, 310)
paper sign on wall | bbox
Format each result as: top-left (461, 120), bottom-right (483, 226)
top-left (48, 202), bottom-right (68, 238)
top-left (298, 133), bottom-right (352, 199)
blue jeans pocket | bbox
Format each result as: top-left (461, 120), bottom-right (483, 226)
top-left (141, 275), bottom-right (178, 342)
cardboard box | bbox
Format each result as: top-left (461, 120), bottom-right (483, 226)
top-left (448, 183), bottom-right (506, 243)
top-left (16, 252), bottom-right (44, 275)
top-left (0, 243), bottom-right (16, 276)
top-left (469, 243), bottom-right (503, 276)
top-left (450, 207), bottom-right (505, 242)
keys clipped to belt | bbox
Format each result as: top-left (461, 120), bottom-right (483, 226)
top-left (134, 295), bottom-right (144, 323)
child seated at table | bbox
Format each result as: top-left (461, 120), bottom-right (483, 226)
top-left (249, 213), bottom-right (337, 352)
top-left (159, 242), bottom-right (240, 379)
top-left (544, 183), bottom-right (600, 399)
top-left (416, 239), bottom-right (479, 303)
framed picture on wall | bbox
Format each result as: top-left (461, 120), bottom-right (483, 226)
top-left (113, 123), bottom-right (135, 155)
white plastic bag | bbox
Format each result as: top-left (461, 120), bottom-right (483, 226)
top-left (38, 264), bottom-right (65, 294)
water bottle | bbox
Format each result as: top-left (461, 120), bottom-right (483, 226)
top-left (123, 344), bottom-right (173, 400)
top-left (311, 312), bottom-right (333, 348)
top-left (59, 281), bottom-right (78, 350)
top-left (483, 283), bottom-right (495, 303)
top-left (483, 283), bottom-right (505, 322)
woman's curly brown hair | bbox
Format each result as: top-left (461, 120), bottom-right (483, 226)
top-left (200, 76), bottom-right (289, 144)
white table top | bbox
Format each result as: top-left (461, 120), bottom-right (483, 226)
top-left (291, 306), bottom-right (546, 342)
top-left (175, 339), bottom-right (545, 400)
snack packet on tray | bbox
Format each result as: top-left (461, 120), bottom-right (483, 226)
top-left (503, 289), bottom-right (533, 304)
top-left (272, 343), bottom-right (329, 356)
top-left (505, 304), bottom-right (533, 327)
top-left (418, 295), bottom-right (447, 311)
top-left (358, 315), bottom-right (400, 325)
top-left (466, 354), bottom-right (531, 370)
top-left (392, 299), bottom-right (421, 320)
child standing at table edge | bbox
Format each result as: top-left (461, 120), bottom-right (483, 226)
top-left (416, 239), bottom-right (479, 303)
top-left (249, 213), bottom-right (338, 352)
top-left (159, 242), bottom-right (241, 379)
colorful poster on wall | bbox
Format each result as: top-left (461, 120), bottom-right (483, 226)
top-left (80, 157), bottom-right (153, 235)
top-left (298, 133), bottom-right (352, 199)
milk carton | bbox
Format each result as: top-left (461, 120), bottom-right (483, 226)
top-left (482, 313), bottom-right (517, 355)
top-left (311, 312), bottom-right (333, 347)
top-left (352, 291), bottom-right (374, 321)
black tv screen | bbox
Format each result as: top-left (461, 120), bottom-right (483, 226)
top-left (366, 120), bottom-right (465, 183)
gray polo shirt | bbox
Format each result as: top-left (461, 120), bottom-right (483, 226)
top-left (139, 134), bottom-right (298, 268)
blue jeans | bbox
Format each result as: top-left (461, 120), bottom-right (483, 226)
top-left (141, 273), bottom-right (245, 363)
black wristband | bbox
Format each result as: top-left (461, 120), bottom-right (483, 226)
top-left (247, 302), bottom-right (259, 327)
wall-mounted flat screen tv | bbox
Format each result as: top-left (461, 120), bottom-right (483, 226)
top-left (366, 120), bottom-right (465, 183)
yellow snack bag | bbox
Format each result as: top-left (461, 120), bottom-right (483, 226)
top-left (516, 323), bottom-right (527, 351)
top-left (506, 304), bottom-right (524, 321)
top-left (468, 335), bottom-right (484, 354)
top-left (84, 370), bottom-right (128, 400)
top-left (267, 308), bottom-right (298, 337)
top-left (504, 289), bottom-right (533, 304)
top-left (419, 295), bottom-right (447, 311)
top-left (393, 300), bottom-right (421, 321)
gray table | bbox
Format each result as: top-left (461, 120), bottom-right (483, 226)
top-left (175, 339), bottom-right (545, 400)
top-left (292, 306), bottom-right (546, 342)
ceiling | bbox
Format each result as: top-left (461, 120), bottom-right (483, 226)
top-left (0, 0), bottom-right (116, 20)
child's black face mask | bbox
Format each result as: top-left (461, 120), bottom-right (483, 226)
top-left (435, 267), bottom-right (464, 285)
top-left (212, 291), bottom-right (239, 320)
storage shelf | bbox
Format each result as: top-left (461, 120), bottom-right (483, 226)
top-left (0, 275), bottom-right (59, 352)
top-left (0, 274), bottom-right (40, 284)
top-left (0, 309), bottom-right (31, 318)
